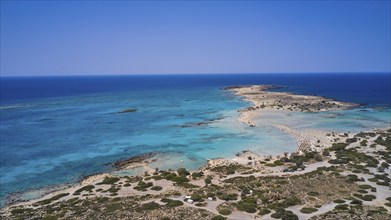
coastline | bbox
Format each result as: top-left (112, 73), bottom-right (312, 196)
top-left (1, 85), bottom-right (390, 220)
top-left (226, 85), bottom-right (360, 127)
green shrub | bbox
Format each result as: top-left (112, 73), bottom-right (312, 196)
top-left (204, 175), bottom-right (213, 185)
top-left (300, 207), bottom-right (318, 214)
top-left (350, 199), bottom-right (363, 205)
top-left (307, 191), bottom-right (320, 197)
top-left (236, 197), bottom-right (257, 213)
top-left (133, 181), bottom-right (153, 191)
top-left (165, 199), bottom-right (183, 207)
top-left (171, 176), bottom-right (190, 183)
top-left (74, 185), bottom-right (94, 195)
top-left (191, 172), bottom-right (203, 179)
top-left (358, 184), bottom-right (371, 189)
top-left (271, 209), bottom-right (298, 220)
top-left (177, 168), bottom-right (190, 176)
top-left (151, 175), bottom-right (163, 180)
top-left (282, 195), bottom-right (302, 207)
top-left (151, 186), bottom-right (163, 191)
top-left (333, 199), bottom-right (345, 203)
top-left (98, 177), bottom-right (120, 185)
top-left (347, 174), bottom-right (360, 182)
top-left (362, 194), bottom-right (376, 201)
top-left (141, 201), bottom-right (160, 210)
top-left (377, 181), bottom-right (390, 186)
top-left (219, 209), bottom-right (232, 215)
top-left (106, 203), bottom-right (122, 212)
top-left (259, 208), bottom-right (271, 215)
top-left (335, 204), bottom-right (349, 210)
top-left (195, 202), bottom-right (207, 207)
top-left (38, 193), bottom-right (70, 205)
top-left (163, 172), bottom-right (177, 180)
top-left (357, 189), bottom-right (367, 194)
top-left (330, 143), bottom-right (348, 151)
top-left (11, 208), bottom-right (31, 215)
top-left (211, 215), bottom-right (226, 220)
top-left (274, 160), bottom-right (284, 166)
top-left (191, 192), bottom-right (203, 202)
top-left (218, 193), bottom-right (238, 201)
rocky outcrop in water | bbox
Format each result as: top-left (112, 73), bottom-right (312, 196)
top-left (117, 108), bottom-right (137, 114)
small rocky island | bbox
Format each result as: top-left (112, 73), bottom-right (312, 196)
top-left (117, 108), bottom-right (137, 114)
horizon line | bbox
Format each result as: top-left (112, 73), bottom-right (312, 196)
top-left (1, 71), bottom-right (390, 78)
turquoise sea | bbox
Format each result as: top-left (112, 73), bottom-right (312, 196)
top-left (0, 73), bottom-right (390, 205)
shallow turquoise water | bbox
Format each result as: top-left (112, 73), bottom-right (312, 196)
top-left (254, 108), bottom-right (391, 133)
top-left (0, 88), bottom-right (298, 204)
top-left (1, 74), bottom-right (390, 205)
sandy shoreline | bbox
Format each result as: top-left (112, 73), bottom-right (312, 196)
top-left (227, 85), bottom-right (359, 127)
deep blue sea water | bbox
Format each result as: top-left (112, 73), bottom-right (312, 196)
top-left (0, 73), bottom-right (390, 205)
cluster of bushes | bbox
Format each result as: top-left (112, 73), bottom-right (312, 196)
top-left (140, 201), bottom-right (160, 211)
top-left (218, 209), bottom-right (232, 215)
top-left (282, 196), bottom-right (302, 207)
top-left (124, 175), bottom-right (142, 183)
top-left (350, 199), bottom-right (363, 205)
top-left (160, 198), bottom-right (183, 207)
top-left (385, 197), bottom-right (391, 207)
top-left (267, 196), bottom-right (302, 210)
top-left (210, 164), bottom-right (250, 175)
top-left (106, 185), bottom-right (120, 196)
top-left (73, 185), bottom-right (94, 195)
top-left (97, 177), bottom-right (120, 185)
top-left (347, 174), bottom-right (364, 182)
top-left (211, 215), bottom-right (226, 220)
top-left (335, 204), bottom-right (349, 210)
top-left (236, 197), bottom-right (257, 213)
top-left (378, 162), bottom-right (390, 173)
top-left (204, 175), bottom-right (213, 185)
top-left (355, 132), bottom-right (376, 138)
top-left (10, 208), bottom-right (33, 216)
top-left (330, 143), bottom-right (349, 151)
top-left (300, 207), bottom-right (318, 214)
top-left (177, 168), bottom-right (190, 176)
top-left (353, 193), bottom-right (376, 201)
top-left (333, 199), bottom-right (345, 203)
top-left (150, 186), bottom-right (163, 191)
top-left (218, 193), bottom-right (238, 201)
top-left (133, 181), bottom-right (153, 191)
top-left (329, 147), bottom-right (379, 167)
top-left (270, 208), bottom-right (298, 219)
top-left (374, 136), bottom-right (391, 148)
top-left (259, 208), bottom-right (271, 215)
top-left (345, 138), bottom-right (358, 144)
top-left (307, 191), bottom-right (320, 197)
top-left (191, 171), bottom-right (203, 179)
top-left (160, 171), bottom-right (190, 184)
top-left (37, 193), bottom-right (70, 205)
top-left (191, 192), bottom-right (205, 202)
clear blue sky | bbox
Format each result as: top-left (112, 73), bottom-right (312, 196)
top-left (1, 0), bottom-right (390, 76)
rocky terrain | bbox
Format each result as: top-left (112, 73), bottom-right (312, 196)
top-left (1, 128), bottom-right (390, 220)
